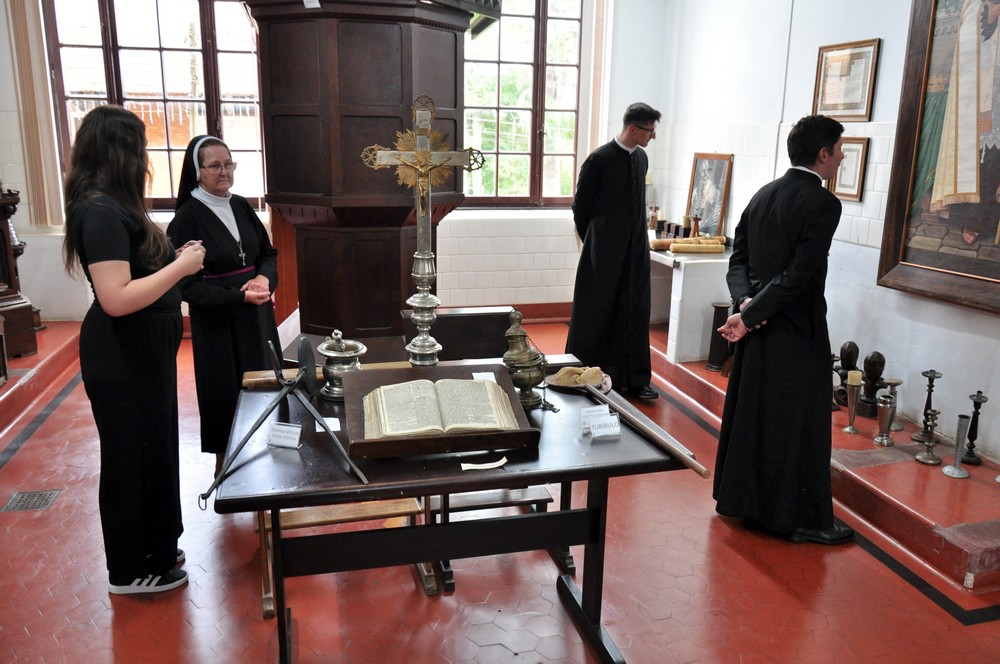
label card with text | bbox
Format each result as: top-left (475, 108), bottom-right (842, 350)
top-left (268, 421), bottom-right (303, 449)
top-left (580, 404), bottom-right (610, 435)
top-left (587, 412), bottom-right (621, 440)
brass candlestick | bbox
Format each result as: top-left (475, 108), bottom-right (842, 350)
top-left (912, 369), bottom-right (942, 443)
top-left (962, 391), bottom-right (988, 465)
top-left (915, 408), bottom-right (942, 465)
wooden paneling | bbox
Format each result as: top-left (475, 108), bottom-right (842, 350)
top-left (245, 0), bottom-right (472, 337)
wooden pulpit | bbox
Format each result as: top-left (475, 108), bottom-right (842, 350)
top-left (243, 0), bottom-right (500, 339)
top-left (0, 189), bottom-right (37, 358)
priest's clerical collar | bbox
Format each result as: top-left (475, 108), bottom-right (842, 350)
top-left (614, 136), bottom-right (637, 153)
top-left (790, 165), bottom-right (822, 181)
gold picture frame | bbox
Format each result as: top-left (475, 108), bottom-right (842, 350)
top-left (879, 0), bottom-right (1000, 314)
top-left (812, 39), bottom-right (881, 122)
top-left (827, 137), bottom-right (869, 202)
top-left (685, 153), bottom-right (733, 238)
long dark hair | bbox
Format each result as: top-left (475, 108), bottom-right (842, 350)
top-left (63, 105), bottom-right (170, 274)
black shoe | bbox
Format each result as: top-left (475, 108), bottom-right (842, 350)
top-left (785, 524), bottom-right (855, 545)
top-left (628, 386), bottom-right (659, 400)
top-left (109, 569), bottom-right (188, 595)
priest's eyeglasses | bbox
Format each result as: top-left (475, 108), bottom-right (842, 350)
top-left (202, 161), bottom-right (238, 174)
top-left (634, 125), bottom-right (656, 135)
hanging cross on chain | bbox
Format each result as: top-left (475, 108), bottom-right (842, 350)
top-left (362, 94), bottom-right (485, 365)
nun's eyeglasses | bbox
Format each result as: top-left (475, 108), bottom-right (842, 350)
top-left (202, 161), bottom-right (237, 174)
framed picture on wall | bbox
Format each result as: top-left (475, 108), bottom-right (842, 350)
top-left (880, 0), bottom-right (1000, 314)
top-left (826, 137), bottom-right (869, 202)
top-left (812, 39), bottom-right (881, 122)
top-left (685, 153), bottom-right (733, 238)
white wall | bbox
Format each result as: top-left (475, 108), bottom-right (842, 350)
top-left (647, 0), bottom-right (999, 458)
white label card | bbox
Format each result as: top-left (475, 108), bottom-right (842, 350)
top-left (587, 413), bottom-right (621, 439)
top-left (581, 404), bottom-right (610, 420)
top-left (471, 372), bottom-right (498, 383)
top-left (268, 421), bottom-right (302, 449)
top-left (315, 417), bottom-right (341, 433)
top-left (302, 0), bottom-right (320, 8)
top-left (580, 404), bottom-right (610, 434)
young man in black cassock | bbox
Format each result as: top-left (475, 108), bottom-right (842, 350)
top-left (567, 102), bottom-right (661, 400)
top-left (714, 114), bottom-right (854, 546)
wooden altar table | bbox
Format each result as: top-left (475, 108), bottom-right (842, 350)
top-left (214, 373), bottom-right (694, 663)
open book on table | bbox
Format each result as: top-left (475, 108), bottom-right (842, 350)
top-left (363, 378), bottom-right (519, 440)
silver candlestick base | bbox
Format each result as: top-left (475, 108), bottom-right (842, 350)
top-left (404, 253), bottom-right (442, 366)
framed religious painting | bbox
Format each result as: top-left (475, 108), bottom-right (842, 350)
top-left (685, 153), bottom-right (733, 238)
top-left (827, 137), bottom-right (869, 202)
top-left (879, 0), bottom-right (1000, 314)
top-left (812, 39), bottom-right (881, 122)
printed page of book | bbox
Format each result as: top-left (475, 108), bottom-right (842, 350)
top-left (375, 379), bottom-right (446, 437)
top-left (435, 379), bottom-right (519, 434)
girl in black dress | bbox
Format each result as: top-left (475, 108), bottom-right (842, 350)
top-left (63, 106), bottom-right (206, 594)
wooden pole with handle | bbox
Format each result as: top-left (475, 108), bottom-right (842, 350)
top-left (584, 385), bottom-right (711, 478)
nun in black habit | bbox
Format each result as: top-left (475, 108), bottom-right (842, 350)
top-left (168, 136), bottom-right (281, 472)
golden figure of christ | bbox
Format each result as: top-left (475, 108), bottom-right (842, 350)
top-left (360, 94), bottom-right (484, 366)
top-left (361, 94), bottom-right (484, 223)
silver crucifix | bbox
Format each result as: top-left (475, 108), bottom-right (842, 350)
top-left (362, 94), bottom-right (484, 365)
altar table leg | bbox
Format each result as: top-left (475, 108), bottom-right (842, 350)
top-left (258, 511), bottom-right (275, 618)
top-left (435, 493), bottom-right (455, 592)
top-left (549, 481), bottom-right (576, 574)
top-left (411, 507), bottom-right (438, 596)
top-left (555, 476), bottom-right (624, 664)
top-left (272, 509), bottom-right (293, 664)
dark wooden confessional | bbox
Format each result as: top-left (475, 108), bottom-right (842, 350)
top-left (243, 0), bottom-right (501, 341)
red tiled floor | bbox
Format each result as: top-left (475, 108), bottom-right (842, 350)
top-left (1, 322), bottom-right (999, 663)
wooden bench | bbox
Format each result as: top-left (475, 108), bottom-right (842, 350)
top-left (426, 485), bottom-right (576, 591)
top-left (426, 486), bottom-right (553, 517)
top-left (257, 499), bottom-right (425, 618)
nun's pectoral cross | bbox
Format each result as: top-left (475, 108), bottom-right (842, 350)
top-left (360, 94), bottom-right (484, 366)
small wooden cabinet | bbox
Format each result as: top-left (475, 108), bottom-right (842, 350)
top-left (0, 189), bottom-right (38, 358)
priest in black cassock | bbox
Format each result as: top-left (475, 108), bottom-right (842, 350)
top-left (566, 102), bottom-right (661, 400)
top-left (714, 115), bottom-right (854, 546)
top-left (168, 136), bottom-right (281, 473)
